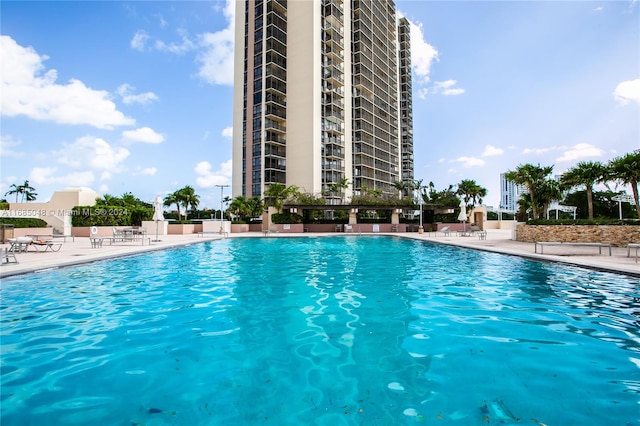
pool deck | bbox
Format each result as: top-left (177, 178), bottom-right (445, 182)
top-left (1, 230), bottom-right (638, 279)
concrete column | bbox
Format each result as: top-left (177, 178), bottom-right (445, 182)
top-left (349, 208), bottom-right (358, 225)
top-left (391, 212), bottom-right (399, 224)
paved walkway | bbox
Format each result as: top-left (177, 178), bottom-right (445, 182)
top-left (1, 230), bottom-right (638, 279)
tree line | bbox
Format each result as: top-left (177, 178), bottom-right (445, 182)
top-left (4, 150), bottom-right (637, 225)
top-left (505, 150), bottom-right (639, 220)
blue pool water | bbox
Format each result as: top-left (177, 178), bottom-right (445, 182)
top-left (1, 236), bottom-right (639, 425)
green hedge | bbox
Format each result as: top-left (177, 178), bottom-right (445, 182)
top-left (272, 213), bottom-right (303, 224)
top-left (0, 218), bottom-right (48, 228)
top-left (70, 206), bottom-right (153, 227)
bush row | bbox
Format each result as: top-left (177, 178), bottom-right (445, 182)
top-left (0, 218), bottom-right (48, 228)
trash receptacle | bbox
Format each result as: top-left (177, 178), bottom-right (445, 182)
top-left (0, 224), bottom-right (15, 243)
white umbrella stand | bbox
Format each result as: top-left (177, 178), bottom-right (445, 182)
top-left (152, 196), bottom-right (164, 242)
top-left (458, 199), bottom-right (467, 234)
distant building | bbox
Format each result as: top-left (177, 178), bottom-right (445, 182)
top-left (499, 173), bottom-right (525, 212)
top-left (232, 0), bottom-right (414, 203)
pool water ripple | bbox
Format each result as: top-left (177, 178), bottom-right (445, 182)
top-left (1, 236), bottom-right (639, 425)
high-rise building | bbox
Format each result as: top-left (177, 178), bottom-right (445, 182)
top-left (499, 173), bottom-right (526, 212)
top-left (232, 0), bottom-right (413, 204)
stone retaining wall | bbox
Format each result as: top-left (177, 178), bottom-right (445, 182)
top-left (516, 224), bottom-right (640, 247)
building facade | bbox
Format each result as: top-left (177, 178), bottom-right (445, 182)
top-left (232, 0), bottom-right (413, 204)
top-left (499, 173), bottom-right (526, 212)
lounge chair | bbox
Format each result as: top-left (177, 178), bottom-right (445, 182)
top-left (2, 247), bottom-right (18, 264)
top-left (30, 239), bottom-right (63, 252)
top-left (8, 237), bottom-right (32, 253)
top-left (438, 226), bottom-right (452, 236)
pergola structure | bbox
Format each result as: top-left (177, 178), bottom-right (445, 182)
top-left (612, 194), bottom-right (634, 220)
top-left (284, 203), bottom-right (456, 224)
top-left (546, 201), bottom-right (577, 220)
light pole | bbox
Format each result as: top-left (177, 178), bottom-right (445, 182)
top-left (215, 184), bottom-right (230, 233)
top-left (418, 196), bottom-right (424, 234)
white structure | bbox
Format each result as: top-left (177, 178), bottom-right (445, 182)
top-left (499, 173), bottom-right (526, 212)
top-left (546, 201), bottom-right (577, 219)
top-left (4, 187), bottom-right (100, 235)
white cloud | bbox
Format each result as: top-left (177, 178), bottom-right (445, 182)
top-left (196, 28), bottom-right (234, 85)
top-left (222, 126), bottom-right (233, 138)
top-left (401, 16), bottom-right (464, 99)
top-left (155, 29), bottom-right (196, 54)
top-left (556, 143), bottom-right (605, 163)
top-left (122, 127), bottom-right (165, 144)
top-left (454, 156), bottom-right (486, 168)
top-left (432, 79), bottom-right (465, 96)
top-left (29, 167), bottom-right (95, 187)
top-left (1, 36), bottom-right (135, 129)
top-left (133, 167), bottom-right (157, 176)
top-left (522, 146), bottom-right (561, 155)
top-left (55, 136), bottom-right (130, 171)
top-left (116, 83), bottom-right (159, 105)
top-left (406, 19), bottom-right (439, 85)
top-left (613, 78), bottom-right (640, 105)
top-left (194, 160), bottom-right (232, 188)
top-left (129, 1), bottom-right (235, 86)
top-left (416, 88), bottom-right (429, 100)
top-left (131, 30), bottom-right (150, 51)
top-left (482, 145), bottom-right (504, 157)
top-left (0, 134), bottom-right (24, 158)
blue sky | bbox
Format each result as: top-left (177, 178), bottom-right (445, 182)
top-left (1, 1), bottom-right (638, 208)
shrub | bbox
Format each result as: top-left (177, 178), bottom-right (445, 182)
top-left (272, 213), bottom-right (303, 224)
top-left (0, 218), bottom-right (48, 228)
top-left (70, 205), bottom-right (152, 227)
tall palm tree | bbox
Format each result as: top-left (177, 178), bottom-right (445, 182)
top-left (393, 180), bottom-right (412, 199)
top-left (121, 192), bottom-right (137, 206)
top-left (177, 186), bottom-right (200, 219)
top-left (95, 194), bottom-right (119, 206)
top-left (4, 183), bottom-right (20, 203)
top-left (456, 179), bottom-right (487, 207)
top-left (560, 161), bottom-right (607, 219)
top-left (264, 183), bottom-right (299, 213)
top-left (328, 177), bottom-right (350, 203)
top-left (4, 180), bottom-right (37, 203)
top-left (537, 178), bottom-right (563, 219)
top-left (247, 196), bottom-right (265, 219)
top-left (504, 163), bottom-right (554, 219)
top-left (20, 180), bottom-right (37, 202)
top-left (608, 151), bottom-right (640, 218)
top-left (163, 192), bottom-right (181, 219)
top-left (229, 196), bottom-right (250, 221)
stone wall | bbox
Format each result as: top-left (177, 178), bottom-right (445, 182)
top-left (516, 224), bottom-right (640, 247)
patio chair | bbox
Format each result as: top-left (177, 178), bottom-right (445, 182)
top-left (438, 226), bottom-right (452, 236)
top-left (469, 224), bottom-right (482, 234)
top-left (112, 228), bottom-right (124, 242)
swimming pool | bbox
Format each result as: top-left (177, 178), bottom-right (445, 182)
top-left (1, 236), bottom-right (638, 425)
